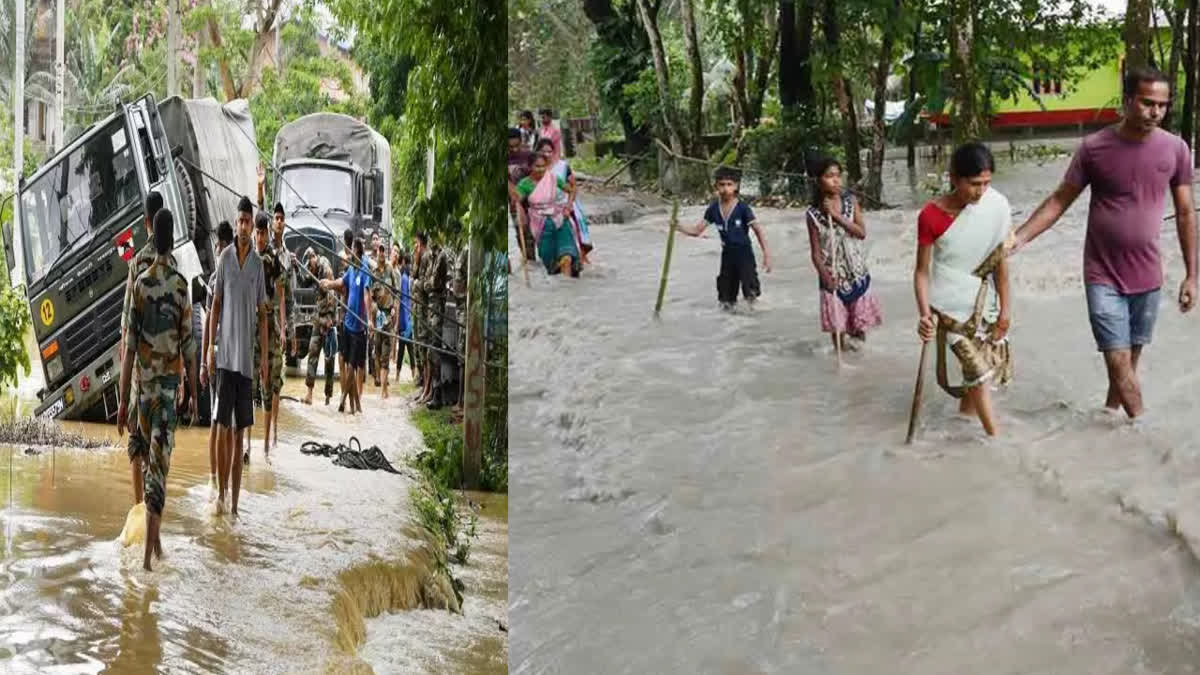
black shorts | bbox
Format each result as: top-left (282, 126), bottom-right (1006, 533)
top-left (345, 330), bottom-right (367, 369)
top-left (716, 244), bottom-right (760, 304)
top-left (215, 368), bottom-right (254, 430)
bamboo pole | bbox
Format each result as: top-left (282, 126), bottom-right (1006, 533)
top-left (655, 198), bottom-right (680, 315)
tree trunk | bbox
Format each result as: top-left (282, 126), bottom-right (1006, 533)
top-left (461, 239), bottom-right (484, 490)
top-left (206, 18), bottom-right (238, 101)
top-left (906, 19), bottom-right (921, 167)
top-left (582, 0), bottom-right (654, 181)
top-left (634, 0), bottom-right (684, 155)
top-left (822, 0), bottom-right (862, 182)
top-left (864, 0), bottom-right (901, 204)
top-left (748, 3), bottom-right (779, 126)
top-left (679, 0), bottom-right (704, 154)
top-left (733, 39), bottom-right (750, 131)
top-left (948, 0), bottom-right (984, 144)
top-left (779, 0), bottom-right (799, 117)
top-left (1170, 2), bottom-right (1185, 94)
top-left (1124, 0), bottom-right (1153, 71)
top-left (1183, 0), bottom-right (1199, 153)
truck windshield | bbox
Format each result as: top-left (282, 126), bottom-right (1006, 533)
top-left (278, 166), bottom-right (353, 215)
top-left (21, 119), bottom-right (140, 286)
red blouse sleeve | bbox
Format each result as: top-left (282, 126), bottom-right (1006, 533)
top-left (917, 203), bottom-right (953, 246)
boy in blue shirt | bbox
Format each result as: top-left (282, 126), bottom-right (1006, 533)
top-left (320, 238), bottom-right (373, 414)
top-left (678, 167), bottom-right (773, 309)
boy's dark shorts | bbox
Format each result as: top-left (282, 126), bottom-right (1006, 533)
top-left (716, 244), bottom-right (760, 304)
top-left (215, 368), bottom-right (254, 430)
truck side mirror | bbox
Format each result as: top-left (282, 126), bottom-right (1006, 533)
top-left (373, 205), bottom-right (383, 222)
top-left (373, 169), bottom-right (385, 206)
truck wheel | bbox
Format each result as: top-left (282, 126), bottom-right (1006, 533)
top-left (174, 155), bottom-right (210, 271)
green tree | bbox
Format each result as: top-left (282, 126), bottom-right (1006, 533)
top-left (332, 0), bottom-right (505, 250)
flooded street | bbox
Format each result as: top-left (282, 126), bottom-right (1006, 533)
top-left (510, 151), bottom-right (1200, 673)
top-left (0, 375), bottom-right (508, 674)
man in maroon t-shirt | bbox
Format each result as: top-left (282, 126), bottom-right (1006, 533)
top-left (1010, 66), bottom-right (1197, 419)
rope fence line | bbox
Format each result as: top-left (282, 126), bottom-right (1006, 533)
top-left (650, 138), bottom-right (900, 209)
top-left (176, 156), bottom-right (508, 371)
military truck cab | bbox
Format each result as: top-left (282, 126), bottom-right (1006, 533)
top-left (272, 113), bottom-right (391, 368)
top-left (16, 95), bottom-right (205, 421)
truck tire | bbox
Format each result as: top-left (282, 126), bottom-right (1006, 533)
top-left (175, 155), bottom-right (211, 272)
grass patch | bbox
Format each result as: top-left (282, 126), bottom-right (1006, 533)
top-left (572, 153), bottom-right (623, 178)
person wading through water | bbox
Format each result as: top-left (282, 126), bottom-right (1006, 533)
top-left (119, 191), bottom-right (172, 507)
top-left (321, 238), bottom-right (373, 415)
top-left (1009, 66), bottom-right (1197, 420)
top-left (200, 221), bottom-right (234, 493)
top-left (204, 196), bottom-right (269, 516)
top-left (250, 211), bottom-right (286, 462)
top-left (676, 166), bottom-right (773, 310)
top-left (301, 247), bottom-right (337, 405)
top-left (117, 208), bottom-right (198, 570)
top-left (915, 143), bottom-right (1014, 437)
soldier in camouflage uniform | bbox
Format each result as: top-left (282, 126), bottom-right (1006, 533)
top-left (270, 203), bottom-right (295, 446)
top-left (250, 212), bottom-right (285, 462)
top-left (119, 191), bottom-right (175, 507)
top-left (370, 241), bottom-right (399, 398)
top-left (117, 208), bottom-right (197, 572)
top-left (421, 232), bottom-right (452, 409)
top-left (303, 247), bottom-right (337, 405)
top-left (411, 231), bottom-right (430, 402)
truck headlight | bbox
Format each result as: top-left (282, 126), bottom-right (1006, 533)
top-left (46, 356), bottom-right (63, 382)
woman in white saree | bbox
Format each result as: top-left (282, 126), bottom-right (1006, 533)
top-left (914, 143), bottom-right (1013, 436)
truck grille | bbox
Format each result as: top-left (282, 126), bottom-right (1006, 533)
top-left (59, 285), bottom-right (125, 381)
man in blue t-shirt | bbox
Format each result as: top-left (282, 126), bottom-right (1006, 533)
top-left (320, 238), bottom-right (373, 414)
top-left (677, 166), bottom-right (773, 309)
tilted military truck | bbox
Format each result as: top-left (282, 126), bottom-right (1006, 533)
top-left (5, 94), bottom-right (259, 422)
top-left (271, 113), bottom-right (391, 369)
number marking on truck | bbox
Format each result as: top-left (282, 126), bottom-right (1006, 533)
top-left (39, 299), bottom-right (54, 327)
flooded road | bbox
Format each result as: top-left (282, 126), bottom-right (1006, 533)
top-left (0, 375), bottom-right (508, 673)
top-left (510, 152), bottom-right (1200, 673)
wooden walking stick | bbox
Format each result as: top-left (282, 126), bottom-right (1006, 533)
top-left (654, 198), bottom-right (680, 316)
top-left (514, 210), bottom-right (532, 288)
top-left (904, 340), bottom-right (930, 444)
top-left (830, 225), bottom-right (843, 368)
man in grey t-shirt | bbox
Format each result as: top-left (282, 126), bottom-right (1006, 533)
top-left (203, 196), bottom-right (268, 516)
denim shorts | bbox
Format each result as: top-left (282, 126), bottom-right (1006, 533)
top-left (1085, 283), bottom-right (1160, 352)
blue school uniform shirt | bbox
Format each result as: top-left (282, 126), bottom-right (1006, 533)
top-left (343, 264), bottom-right (371, 334)
top-left (704, 199), bottom-right (756, 248)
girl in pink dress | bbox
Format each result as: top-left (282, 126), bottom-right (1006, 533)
top-left (806, 158), bottom-right (884, 351)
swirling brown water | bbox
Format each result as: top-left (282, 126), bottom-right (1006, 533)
top-left (511, 152), bottom-right (1200, 673)
top-left (0, 376), bottom-right (507, 673)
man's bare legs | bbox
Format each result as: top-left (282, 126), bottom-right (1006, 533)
top-left (380, 365), bottom-right (390, 399)
top-left (216, 423), bottom-right (231, 509)
top-left (208, 422), bottom-right (218, 490)
top-left (271, 393), bottom-right (281, 451)
top-left (143, 510), bottom-right (161, 571)
top-left (231, 428), bottom-right (245, 515)
top-left (1102, 347), bottom-right (1144, 418)
top-left (131, 457), bottom-right (144, 504)
top-left (262, 404), bottom-right (273, 460)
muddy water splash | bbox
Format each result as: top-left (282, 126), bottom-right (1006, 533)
top-left (0, 376), bottom-right (507, 673)
top-left (511, 153), bottom-right (1200, 672)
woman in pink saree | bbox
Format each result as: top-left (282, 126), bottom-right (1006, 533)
top-left (516, 154), bottom-right (582, 277)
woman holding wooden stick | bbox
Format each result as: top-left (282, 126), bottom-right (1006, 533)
top-left (912, 143), bottom-right (1014, 437)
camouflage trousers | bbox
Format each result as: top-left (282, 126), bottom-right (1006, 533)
top-left (127, 371), bottom-right (147, 463)
top-left (412, 297), bottom-right (426, 371)
top-left (306, 317), bottom-right (337, 399)
top-left (374, 308), bottom-right (395, 372)
top-left (137, 376), bottom-right (179, 517)
top-left (253, 329), bottom-right (285, 412)
top-left (426, 298), bottom-right (445, 384)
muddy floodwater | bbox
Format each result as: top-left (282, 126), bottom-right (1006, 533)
top-left (511, 151), bottom-right (1200, 673)
top-left (0, 375), bottom-right (507, 674)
